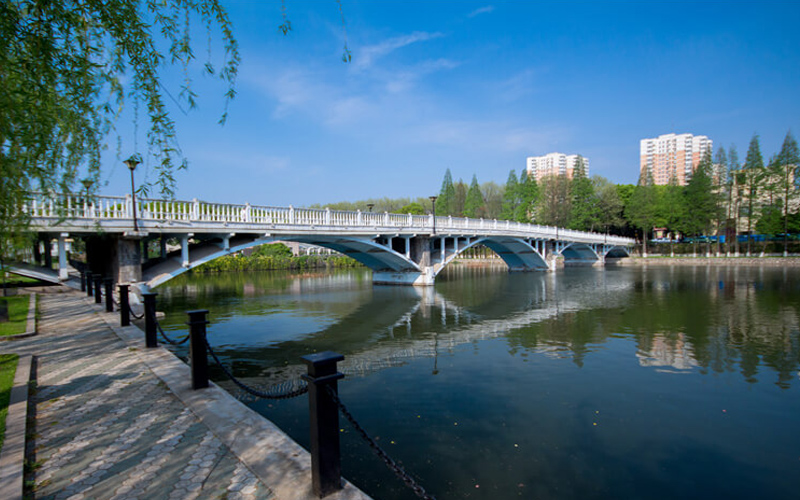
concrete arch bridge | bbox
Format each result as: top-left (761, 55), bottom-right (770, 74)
top-left (20, 193), bottom-right (634, 289)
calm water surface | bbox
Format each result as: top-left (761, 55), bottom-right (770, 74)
top-left (156, 264), bottom-right (800, 500)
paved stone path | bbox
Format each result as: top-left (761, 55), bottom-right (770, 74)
top-left (7, 288), bottom-right (273, 500)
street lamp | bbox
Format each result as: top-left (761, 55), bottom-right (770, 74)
top-left (81, 178), bottom-right (92, 201)
top-left (366, 203), bottom-right (374, 213)
top-left (124, 155), bottom-right (141, 231)
top-left (429, 196), bottom-right (438, 235)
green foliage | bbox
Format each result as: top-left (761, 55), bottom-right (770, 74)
top-left (569, 159), bottom-right (595, 230)
top-left (0, 353), bottom-right (19, 450)
top-left (437, 169), bottom-right (456, 216)
top-left (464, 175), bottom-right (484, 218)
top-left (515, 170), bottom-right (539, 222)
top-left (501, 170), bottom-right (520, 220)
top-left (682, 150), bottom-right (717, 238)
top-left (193, 253), bottom-right (362, 274)
top-left (625, 171), bottom-right (659, 253)
top-left (536, 175), bottom-right (571, 226)
top-left (252, 243), bottom-right (293, 258)
top-left (398, 202), bottom-right (425, 215)
top-left (591, 176), bottom-right (623, 232)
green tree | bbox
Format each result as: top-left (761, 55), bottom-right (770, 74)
top-left (399, 202), bottom-right (425, 215)
top-left (437, 169), bottom-right (456, 216)
top-left (1, 0), bottom-right (242, 273)
top-left (453, 179), bottom-right (468, 217)
top-left (728, 145), bottom-right (741, 255)
top-left (775, 130), bottom-right (800, 256)
top-left (569, 156), bottom-right (596, 231)
top-left (464, 175), bottom-right (485, 218)
top-left (682, 150), bottom-right (717, 256)
top-left (537, 175), bottom-right (571, 227)
top-left (712, 146), bottom-right (729, 255)
top-left (516, 170), bottom-right (539, 222)
top-left (591, 176), bottom-right (623, 233)
top-left (743, 134), bottom-right (765, 255)
top-left (480, 181), bottom-right (504, 219)
top-left (625, 171), bottom-right (658, 256)
top-left (500, 170), bottom-right (520, 220)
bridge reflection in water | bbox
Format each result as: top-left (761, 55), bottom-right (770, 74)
top-left (155, 265), bottom-right (800, 500)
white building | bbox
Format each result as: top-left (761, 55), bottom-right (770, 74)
top-left (526, 153), bottom-right (589, 181)
top-left (640, 133), bottom-right (712, 186)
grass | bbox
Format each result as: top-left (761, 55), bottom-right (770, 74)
top-left (0, 295), bottom-right (30, 336)
top-left (0, 353), bottom-right (19, 451)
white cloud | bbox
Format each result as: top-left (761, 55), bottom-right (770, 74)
top-left (355, 31), bottom-right (445, 69)
top-left (468, 6), bottom-right (495, 18)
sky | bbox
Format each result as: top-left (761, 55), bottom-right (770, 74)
top-left (99, 1), bottom-right (800, 207)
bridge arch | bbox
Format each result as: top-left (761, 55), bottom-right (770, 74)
top-left (434, 237), bottom-right (549, 278)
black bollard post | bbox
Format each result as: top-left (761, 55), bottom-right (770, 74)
top-left (119, 284), bottom-right (130, 327)
top-left (301, 351), bottom-right (345, 498)
top-left (80, 270), bottom-right (87, 292)
top-left (104, 278), bottom-right (114, 312)
top-left (86, 271), bottom-right (94, 296)
top-left (143, 292), bottom-right (158, 348)
top-left (93, 274), bottom-right (102, 304)
top-left (186, 310), bottom-right (210, 390)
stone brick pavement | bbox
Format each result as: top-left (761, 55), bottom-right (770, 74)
top-left (2, 287), bottom-right (368, 500)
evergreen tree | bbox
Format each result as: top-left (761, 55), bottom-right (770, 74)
top-left (775, 130), bottom-right (800, 255)
top-left (729, 145), bottom-right (741, 255)
top-left (683, 150), bottom-right (717, 256)
top-left (437, 169), bottom-right (456, 216)
top-left (453, 179), bottom-right (468, 216)
top-left (515, 170), bottom-right (539, 222)
top-left (501, 170), bottom-right (520, 220)
top-left (592, 176), bottom-right (623, 233)
top-left (480, 181), bottom-right (504, 219)
top-left (713, 146), bottom-right (729, 255)
top-left (743, 134), bottom-right (765, 255)
top-left (464, 175), bottom-right (485, 218)
top-left (625, 170), bottom-right (658, 256)
top-left (569, 156), bottom-right (596, 231)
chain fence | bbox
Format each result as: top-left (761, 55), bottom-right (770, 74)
top-left (202, 334), bottom-right (309, 400)
top-left (325, 385), bottom-right (437, 500)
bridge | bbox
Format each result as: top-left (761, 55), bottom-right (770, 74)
top-left (18, 192), bottom-right (634, 290)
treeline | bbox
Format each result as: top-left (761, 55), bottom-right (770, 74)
top-left (313, 131), bottom-right (799, 257)
top-left (192, 243), bottom-right (362, 273)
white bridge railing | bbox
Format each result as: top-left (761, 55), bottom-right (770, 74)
top-left (23, 192), bottom-right (635, 246)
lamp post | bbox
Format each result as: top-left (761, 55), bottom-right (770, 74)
top-left (81, 179), bottom-right (92, 200)
top-left (429, 196), bottom-right (438, 235)
top-left (124, 155), bottom-right (141, 231)
top-left (366, 203), bottom-right (374, 213)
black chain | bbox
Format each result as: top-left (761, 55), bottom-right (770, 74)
top-left (326, 386), bottom-right (436, 500)
top-left (203, 335), bottom-right (309, 400)
top-left (155, 318), bottom-right (190, 345)
top-left (129, 307), bottom-right (144, 320)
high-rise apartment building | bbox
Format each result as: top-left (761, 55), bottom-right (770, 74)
top-left (639, 133), bottom-right (712, 185)
top-left (526, 153), bottom-right (589, 181)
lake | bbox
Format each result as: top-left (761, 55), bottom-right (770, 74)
top-left (155, 263), bottom-right (800, 500)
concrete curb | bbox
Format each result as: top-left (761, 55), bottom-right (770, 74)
top-left (0, 354), bottom-right (33, 500)
top-left (0, 293), bottom-right (38, 341)
top-left (90, 296), bottom-right (370, 500)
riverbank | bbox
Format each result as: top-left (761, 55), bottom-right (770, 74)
top-left (622, 255), bottom-right (800, 267)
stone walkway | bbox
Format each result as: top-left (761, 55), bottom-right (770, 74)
top-left (1, 287), bottom-right (367, 500)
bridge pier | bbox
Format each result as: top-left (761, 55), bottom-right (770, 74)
top-left (57, 233), bottom-right (69, 280)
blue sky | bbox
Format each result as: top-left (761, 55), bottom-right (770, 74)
top-left (100, 1), bottom-right (800, 207)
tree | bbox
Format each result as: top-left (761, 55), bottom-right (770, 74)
top-left (398, 202), bottom-right (425, 215)
top-left (775, 130), bottom-right (800, 256)
top-left (569, 156), bottom-right (596, 231)
top-left (1, 0), bottom-right (241, 271)
top-left (625, 171), bottom-right (658, 256)
top-left (728, 145), bottom-right (741, 255)
top-left (453, 179), bottom-right (468, 216)
top-left (683, 150), bottom-right (717, 256)
top-left (591, 176), bottom-right (623, 233)
top-left (516, 170), bottom-right (539, 223)
top-left (464, 175), bottom-right (485, 218)
top-left (537, 175), bottom-right (571, 227)
top-left (743, 134), bottom-right (765, 255)
top-left (437, 169), bottom-right (456, 215)
top-left (501, 170), bottom-right (520, 220)
top-left (480, 181), bottom-right (504, 219)
top-left (713, 146), bottom-right (729, 255)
